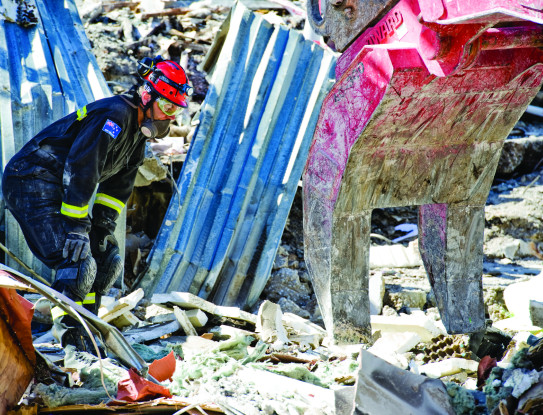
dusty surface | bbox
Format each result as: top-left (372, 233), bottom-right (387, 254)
top-left (76, 0), bottom-right (543, 345)
top-left (11, 1), bottom-right (543, 414)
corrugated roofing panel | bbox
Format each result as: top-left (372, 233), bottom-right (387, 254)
top-left (139, 3), bottom-right (336, 308)
top-left (0, 0), bottom-right (111, 281)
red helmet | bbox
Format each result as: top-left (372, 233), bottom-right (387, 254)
top-left (138, 58), bottom-right (193, 108)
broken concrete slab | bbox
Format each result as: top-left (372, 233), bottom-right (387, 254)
top-left (503, 274), bottom-right (543, 323)
top-left (134, 156), bottom-right (168, 187)
top-left (496, 135), bottom-right (543, 177)
top-left (369, 272), bottom-right (384, 315)
top-left (369, 242), bottom-right (423, 269)
top-left (370, 332), bottom-right (421, 355)
top-left (144, 303), bottom-right (177, 324)
top-left (492, 316), bottom-right (542, 333)
top-left (530, 300), bottom-right (543, 327)
top-left (417, 358), bottom-right (479, 379)
top-left (333, 385), bottom-right (356, 415)
top-left (256, 300), bottom-right (289, 345)
top-left (354, 350), bottom-right (455, 414)
top-left (484, 235), bottom-right (535, 260)
top-left (367, 332), bottom-right (421, 368)
top-left (370, 313), bottom-right (446, 342)
top-left (503, 368), bottom-right (541, 398)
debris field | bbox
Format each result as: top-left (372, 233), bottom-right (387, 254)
top-left (3, 0), bottom-right (543, 414)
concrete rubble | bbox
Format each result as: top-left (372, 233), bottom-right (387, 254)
top-left (3, 0), bottom-right (543, 414)
top-left (2, 261), bottom-right (543, 414)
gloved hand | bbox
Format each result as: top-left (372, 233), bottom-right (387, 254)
top-left (63, 232), bottom-right (91, 262)
top-left (90, 226), bottom-right (118, 254)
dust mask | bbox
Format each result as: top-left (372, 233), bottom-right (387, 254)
top-left (140, 105), bottom-right (171, 139)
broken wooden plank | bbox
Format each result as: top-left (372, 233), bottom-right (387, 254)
top-left (111, 311), bottom-right (141, 329)
top-left (0, 290), bottom-right (35, 413)
top-left (173, 306), bottom-right (198, 336)
top-left (99, 288), bottom-right (144, 322)
top-left (185, 308), bottom-right (208, 328)
top-left (215, 305), bottom-right (257, 325)
top-left (141, 7), bottom-right (189, 19)
top-left (101, 303), bottom-right (131, 323)
top-left (102, 1), bottom-right (138, 12)
top-left (152, 291), bottom-right (215, 314)
top-left (170, 28), bottom-right (212, 45)
top-left (0, 274), bottom-right (36, 292)
top-left (151, 291), bottom-right (257, 324)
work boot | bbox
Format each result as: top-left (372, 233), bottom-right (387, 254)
top-left (52, 314), bottom-right (96, 354)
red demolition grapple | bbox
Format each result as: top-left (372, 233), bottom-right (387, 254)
top-left (303, 0), bottom-right (543, 343)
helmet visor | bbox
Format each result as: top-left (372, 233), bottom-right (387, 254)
top-left (157, 97), bottom-right (183, 116)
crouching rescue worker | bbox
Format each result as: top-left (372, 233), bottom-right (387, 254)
top-left (2, 56), bottom-right (193, 351)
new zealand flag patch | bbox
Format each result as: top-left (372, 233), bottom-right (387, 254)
top-left (102, 119), bottom-right (121, 139)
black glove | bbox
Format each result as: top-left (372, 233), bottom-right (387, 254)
top-left (90, 226), bottom-right (118, 254)
top-left (62, 232), bottom-right (91, 262)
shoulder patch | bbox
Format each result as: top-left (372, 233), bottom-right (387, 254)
top-left (102, 119), bottom-right (121, 139)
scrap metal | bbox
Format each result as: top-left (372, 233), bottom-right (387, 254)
top-left (0, 264), bottom-right (153, 381)
top-left (304, 0), bottom-right (543, 343)
top-left (0, 0), bottom-right (120, 283)
top-left (138, 2), bottom-right (337, 309)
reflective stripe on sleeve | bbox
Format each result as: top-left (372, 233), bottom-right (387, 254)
top-left (76, 106), bottom-right (87, 121)
top-left (94, 193), bottom-right (125, 214)
top-left (61, 202), bottom-right (89, 219)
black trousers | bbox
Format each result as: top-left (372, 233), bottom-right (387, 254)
top-left (2, 146), bottom-right (77, 268)
top-left (2, 146), bottom-right (96, 302)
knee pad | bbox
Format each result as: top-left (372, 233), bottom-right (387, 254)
top-left (53, 256), bottom-right (97, 301)
top-left (92, 244), bottom-right (123, 295)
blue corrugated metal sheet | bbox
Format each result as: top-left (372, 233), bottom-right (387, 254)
top-left (138, 3), bottom-right (337, 308)
top-left (0, 0), bottom-right (111, 281)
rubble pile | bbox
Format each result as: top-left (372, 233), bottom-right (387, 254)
top-left (3, 277), bottom-right (543, 414)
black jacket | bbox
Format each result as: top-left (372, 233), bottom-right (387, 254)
top-left (17, 91), bottom-right (145, 233)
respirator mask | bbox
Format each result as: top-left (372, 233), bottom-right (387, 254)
top-left (140, 104), bottom-right (171, 139)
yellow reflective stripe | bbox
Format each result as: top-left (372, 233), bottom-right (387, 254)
top-left (51, 306), bottom-right (67, 321)
top-left (83, 292), bottom-right (96, 305)
top-left (94, 193), bottom-right (125, 214)
top-left (61, 202), bottom-right (89, 219)
top-left (76, 106), bottom-right (87, 121)
top-left (51, 301), bottom-right (83, 321)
